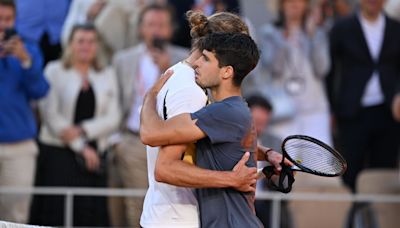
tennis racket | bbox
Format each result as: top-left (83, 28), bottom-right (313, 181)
top-left (259, 135), bottom-right (347, 178)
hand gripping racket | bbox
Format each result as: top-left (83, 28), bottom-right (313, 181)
top-left (259, 135), bottom-right (347, 193)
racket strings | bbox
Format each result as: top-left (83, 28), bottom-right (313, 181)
top-left (284, 139), bottom-right (344, 175)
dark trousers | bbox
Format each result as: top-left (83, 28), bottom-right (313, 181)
top-left (255, 200), bottom-right (293, 228)
top-left (337, 104), bottom-right (399, 192)
top-left (29, 143), bottom-right (110, 227)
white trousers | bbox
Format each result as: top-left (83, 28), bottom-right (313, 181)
top-left (0, 140), bottom-right (38, 223)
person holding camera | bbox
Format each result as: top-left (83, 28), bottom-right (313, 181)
top-left (0, 0), bottom-right (49, 224)
top-left (110, 3), bottom-right (188, 227)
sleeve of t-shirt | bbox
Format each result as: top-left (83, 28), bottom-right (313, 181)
top-left (190, 103), bottom-right (245, 144)
top-left (166, 85), bottom-right (207, 118)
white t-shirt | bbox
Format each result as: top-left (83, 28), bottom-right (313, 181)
top-left (359, 13), bottom-right (385, 107)
top-left (140, 62), bottom-right (208, 228)
top-left (127, 52), bottom-right (159, 132)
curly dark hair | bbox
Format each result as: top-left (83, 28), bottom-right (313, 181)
top-left (197, 32), bottom-right (260, 87)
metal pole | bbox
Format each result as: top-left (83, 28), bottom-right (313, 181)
top-left (271, 198), bottom-right (281, 228)
top-left (64, 191), bottom-right (74, 228)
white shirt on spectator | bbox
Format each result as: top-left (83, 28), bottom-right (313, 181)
top-left (127, 52), bottom-right (159, 132)
top-left (360, 13), bottom-right (385, 107)
top-left (140, 61), bottom-right (207, 228)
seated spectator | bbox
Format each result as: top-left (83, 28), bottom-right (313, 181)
top-left (29, 24), bottom-right (120, 227)
top-left (0, 0), bottom-right (49, 224)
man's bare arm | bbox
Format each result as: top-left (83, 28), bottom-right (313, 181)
top-left (257, 144), bottom-right (293, 171)
top-left (140, 70), bottom-right (206, 147)
top-left (155, 144), bottom-right (257, 192)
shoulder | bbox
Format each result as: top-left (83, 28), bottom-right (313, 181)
top-left (101, 65), bottom-right (116, 75)
top-left (43, 61), bottom-right (66, 84)
top-left (44, 60), bottom-right (64, 75)
top-left (386, 15), bottom-right (400, 30)
top-left (331, 14), bottom-right (357, 32)
top-left (113, 44), bottom-right (144, 64)
top-left (259, 23), bottom-right (280, 36)
top-left (95, 66), bottom-right (117, 79)
top-left (169, 45), bottom-right (189, 55)
top-left (168, 45), bottom-right (189, 62)
top-left (165, 63), bottom-right (194, 86)
top-left (164, 64), bottom-right (206, 100)
top-left (206, 98), bottom-right (251, 120)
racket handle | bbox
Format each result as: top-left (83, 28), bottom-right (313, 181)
top-left (262, 166), bottom-right (275, 177)
top-left (257, 166), bottom-right (275, 179)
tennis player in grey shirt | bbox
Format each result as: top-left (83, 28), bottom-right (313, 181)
top-left (191, 95), bottom-right (261, 227)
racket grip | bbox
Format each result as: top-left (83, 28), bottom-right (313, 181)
top-left (262, 166), bottom-right (275, 178)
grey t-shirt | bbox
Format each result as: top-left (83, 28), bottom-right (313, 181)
top-left (190, 96), bottom-right (262, 228)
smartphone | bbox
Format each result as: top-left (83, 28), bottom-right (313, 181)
top-left (152, 37), bottom-right (167, 51)
top-left (4, 28), bottom-right (17, 41)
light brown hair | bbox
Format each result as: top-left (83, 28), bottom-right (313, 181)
top-left (186, 10), bottom-right (249, 40)
top-left (62, 23), bottom-right (103, 72)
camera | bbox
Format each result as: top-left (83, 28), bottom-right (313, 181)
top-left (152, 37), bottom-right (167, 51)
top-left (3, 28), bottom-right (17, 41)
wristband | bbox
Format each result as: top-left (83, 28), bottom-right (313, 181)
top-left (262, 147), bottom-right (273, 160)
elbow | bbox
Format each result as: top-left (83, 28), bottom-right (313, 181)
top-left (154, 165), bottom-right (167, 183)
top-left (139, 126), bottom-right (150, 144)
top-left (139, 129), bottom-right (158, 147)
top-left (140, 127), bottom-right (164, 147)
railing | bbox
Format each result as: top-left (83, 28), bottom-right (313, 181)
top-left (1, 187), bottom-right (400, 228)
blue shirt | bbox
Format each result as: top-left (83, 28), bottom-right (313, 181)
top-left (15, 0), bottom-right (70, 44)
top-left (0, 42), bottom-right (49, 143)
top-left (190, 96), bottom-right (262, 228)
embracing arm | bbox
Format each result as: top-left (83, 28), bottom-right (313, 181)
top-left (155, 144), bottom-right (257, 192)
top-left (140, 71), bottom-right (206, 146)
top-left (140, 90), bottom-right (205, 146)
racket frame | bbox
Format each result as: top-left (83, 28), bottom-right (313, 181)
top-left (281, 135), bottom-right (347, 177)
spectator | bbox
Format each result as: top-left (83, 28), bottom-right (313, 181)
top-left (246, 94), bottom-right (294, 228)
top-left (319, 0), bottom-right (356, 30)
top-left (62, 0), bottom-right (144, 65)
top-left (246, 95), bottom-right (281, 152)
top-left (15, 0), bottom-right (70, 66)
top-left (29, 24), bottom-right (120, 227)
top-left (0, 0), bottom-right (49, 223)
top-left (259, 0), bottom-right (332, 146)
top-left (110, 3), bottom-right (188, 227)
top-left (385, 0), bottom-right (400, 22)
top-left (61, 0), bottom-right (98, 45)
top-left (168, 0), bottom-right (240, 48)
top-left (327, 0), bottom-right (400, 192)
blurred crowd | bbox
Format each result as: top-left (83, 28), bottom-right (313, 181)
top-left (0, 0), bottom-right (399, 227)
